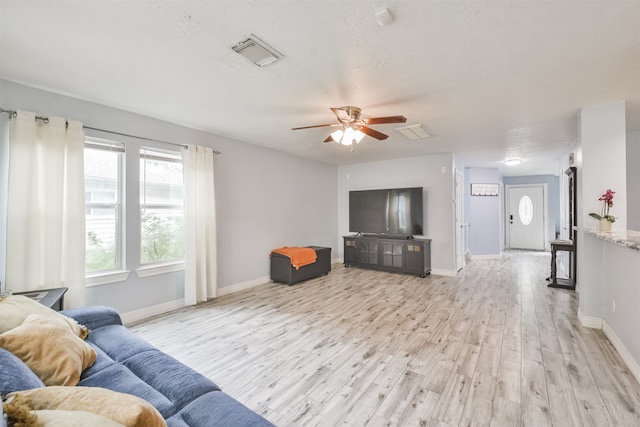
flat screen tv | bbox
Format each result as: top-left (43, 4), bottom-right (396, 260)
top-left (349, 187), bottom-right (424, 236)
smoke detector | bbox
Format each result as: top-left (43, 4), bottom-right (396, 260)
top-left (395, 124), bottom-right (431, 140)
top-left (232, 34), bottom-right (283, 67)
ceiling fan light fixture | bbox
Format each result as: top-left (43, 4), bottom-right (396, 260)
top-left (331, 129), bottom-right (344, 144)
top-left (504, 158), bottom-right (522, 166)
top-left (332, 126), bottom-right (365, 146)
top-left (232, 34), bottom-right (282, 67)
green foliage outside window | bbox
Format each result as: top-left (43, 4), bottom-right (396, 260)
top-left (141, 213), bottom-right (185, 264)
top-left (86, 231), bottom-right (116, 272)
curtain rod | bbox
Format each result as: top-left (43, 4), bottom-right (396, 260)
top-left (0, 108), bottom-right (221, 154)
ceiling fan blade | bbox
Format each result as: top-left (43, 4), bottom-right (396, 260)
top-left (364, 115), bottom-right (407, 125)
top-left (291, 123), bottom-right (339, 130)
top-left (359, 126), bottom-right (389, 140)
top-left (323, 135), bottom-right (334, 143)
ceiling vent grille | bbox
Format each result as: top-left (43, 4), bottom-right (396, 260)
top-left (232, 34), bottom-right (283, 67)
top-left (395, 124), bottom-right (431, 140)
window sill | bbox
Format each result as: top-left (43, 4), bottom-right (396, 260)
top-left (136, 261), bottom-right (185, 278)
top-left (86, 270), bottom-right (131, 287)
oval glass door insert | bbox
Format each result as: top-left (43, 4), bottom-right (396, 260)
top-left (519, 195), bottom-right (533, 225)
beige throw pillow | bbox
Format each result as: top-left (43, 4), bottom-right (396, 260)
top-left (35, 410), bottom-right (127, 426)
top-left (0, 295), bottom-right (88, 339)
top-left (0, 314), bottom-right (96, 386)
top-left (7, 386), bottom-right (167, 427)
top-left (3, 400), bottom-right (126, 427)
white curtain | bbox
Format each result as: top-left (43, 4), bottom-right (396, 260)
top-left (182, 144), bottom-right (217, 305)
top-left (6, 111), bottom-right (86, 308)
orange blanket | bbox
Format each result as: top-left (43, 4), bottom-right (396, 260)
top-left (271, 246), bottom-right (317, 270)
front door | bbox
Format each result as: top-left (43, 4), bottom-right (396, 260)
top-left (508, 185), bottom-right (545, 250)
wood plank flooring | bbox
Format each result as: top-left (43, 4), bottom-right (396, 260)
top-left (130, 251), bottom-right (640, 426)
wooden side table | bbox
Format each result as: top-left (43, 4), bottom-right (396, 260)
top-left (14, 287), bottom-right (68, 311)
top-left (547, 240), bottom-right (575, 290)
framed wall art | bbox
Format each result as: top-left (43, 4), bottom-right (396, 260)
top-left (471, 183), bottom-right (499, 196)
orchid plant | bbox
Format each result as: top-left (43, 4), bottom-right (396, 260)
top-left (589, 189), bottom-right (616, 223)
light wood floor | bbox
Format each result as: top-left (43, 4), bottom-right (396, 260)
top-left (131, 251), bottom-right (640, 426)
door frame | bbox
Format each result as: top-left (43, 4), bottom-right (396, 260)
top-left (454, 169), bottom-right (465, 271)
top-left (505, 183), bottom-right (549, 251)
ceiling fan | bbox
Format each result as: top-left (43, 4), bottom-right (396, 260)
top-left (291, 106), bottom-right (407, 146)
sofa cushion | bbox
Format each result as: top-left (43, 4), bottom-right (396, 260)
top-left (80, 344), bottom-right (117, 380)
top-left (87, 324), bottom-right (157, 361)
top-left (0, 348), bottom-right (44, 395)
top-left (0, 314), bottom-right (96, 386)
top-left (0, 295), bottom-right (88, 338)
top-left (6, 386), bottom-right (166, 427)
top-left (124, 351), bottom-right (220, 410)
top-left (78, 364), bottom-right (175, 418)
top-left (166, 391), bottom-right (274, 427)
top-left (61, 305), bottom-right (123, 330)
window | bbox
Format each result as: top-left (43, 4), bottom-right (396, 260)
top-left (519, 195), bottom-right (534, 226)
top-left (140, 148), bottom-right (184, 264)
top-left (84, 139), bottom-right (124, 273)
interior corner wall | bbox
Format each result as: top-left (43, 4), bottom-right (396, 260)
top-left (337, 154), bottom-right (456, 275)
top-left (466, 167), bottom-right (502, 257)
top-left (0, 79), bottom-right (338, 314)
top-left (627, 130), bottom-right (640, 231)
top-left (579, 100), bottom-right (627, 320)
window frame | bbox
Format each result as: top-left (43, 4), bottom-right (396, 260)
top-left (138, 147), bottom-right (185, 267)
top-left (84, 138), bottom-right (129, 285)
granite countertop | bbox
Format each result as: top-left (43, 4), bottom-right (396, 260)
top-left (584, 229), bottom-right (640, 252)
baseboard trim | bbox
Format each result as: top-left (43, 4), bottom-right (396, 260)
top-left (603, 321), bottom-right (640, 385)
top-left (578, 308), bottom-right (603, 329)
top-left (430, 268), bottom-right (457, 277)
top-left (217, 275), bottom-right (271, 297)
top-left (121, 298), bottom-right (185, 326)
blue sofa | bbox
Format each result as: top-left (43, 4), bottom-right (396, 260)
top-left (0, 306), bottom-right (274, 427)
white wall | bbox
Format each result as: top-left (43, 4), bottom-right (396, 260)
top-left (466, 167), bottom-right (502, 257)
top-left (580, 101), bottom-right (627, 232)
top-left (584, 236), bottom-right (640, 380)
top-left (627, 130), bottom-right (640, 231)
top-left (337, 154), bottom-right (457, 276)
top-left (0, 80), bottom-right (338, 314)
top-left (578, 100), bottom-right (627, 320)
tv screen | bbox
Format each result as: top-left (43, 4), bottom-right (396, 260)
top-left (349, 187), bottom-right (423, 236)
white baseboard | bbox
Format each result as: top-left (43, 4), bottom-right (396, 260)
top-left (217, 275), bottom-right (271, 297)
top-left (121, 298), bottom-right (185, 325)
top-left (578, 308), bottom-right (603, 329)
top-left (603, 321), bottom-right (640, 385)
top-left (121, 277), bottom-right (271, 324)
top-left (430, 268), bottom-right (457, 277)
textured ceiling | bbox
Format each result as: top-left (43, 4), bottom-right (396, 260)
top-left (1, 1), bottom-right (639, 176)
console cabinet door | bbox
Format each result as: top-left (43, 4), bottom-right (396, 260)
top-left (344, 238), bottom-right (357, 266)
top-left (358, 239), bottom-right (379, 265)
top-left (381, 241), bottom-right (405, 269)
top-left (406, 241), bottom-right (431, 275)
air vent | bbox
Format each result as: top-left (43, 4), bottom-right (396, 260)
top-left (395, 124), bottom-right (431, 140)
top-left (232, 34), bottom-right (283, 67)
